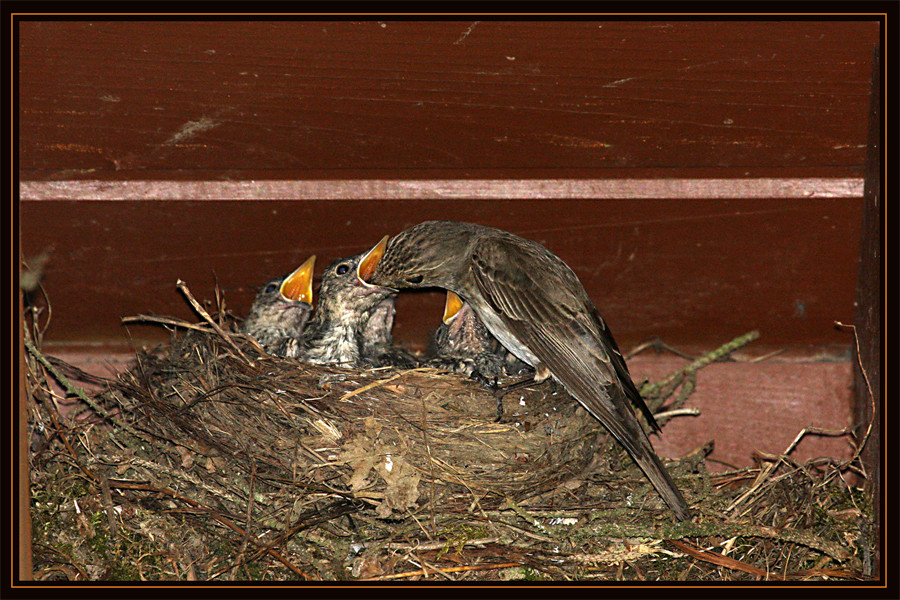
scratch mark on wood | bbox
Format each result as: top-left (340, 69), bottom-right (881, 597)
top-left (541, 133), bottom-right (612, 149)
top-left (605, 59), bottom-right (746, 88)
top-left (40, 142), bottom-right (106, 155)
top-left (604, 76), bottom-right (639, 88)
top-left (453, 21), bottom-right (480, 45)
top-left (163, 115), bottom-right (220, 147)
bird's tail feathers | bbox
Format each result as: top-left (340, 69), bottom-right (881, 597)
top-left (630, 432), bottom-right (691, 521)
top-left (575, 386), bottom-right (690, 521)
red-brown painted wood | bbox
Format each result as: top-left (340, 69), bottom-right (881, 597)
top-left (854, 44), bottom-right (882, 572)
top-left (21, 196), bottom-right (861, 352)
top-left (19, 21), bottom-right (878, 180)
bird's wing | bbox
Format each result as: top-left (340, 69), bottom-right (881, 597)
top-left (591, 307), bottom-right (660, 432)
top-left (469, 236), bottom-right (650, 458)
top-left (470, 236), bottom-right (690, 520)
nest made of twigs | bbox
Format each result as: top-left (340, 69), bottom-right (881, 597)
top-left (25, 315), bottom-right (877, 582)
top-left (113, 327), bottom-right (610, 521)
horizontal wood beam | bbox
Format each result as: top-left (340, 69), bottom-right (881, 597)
top-left (20, 178), bottom-right (864, 201)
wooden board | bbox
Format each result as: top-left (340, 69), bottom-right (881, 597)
top-left (19, 20), bottom-right (876, 353)
top-left (21, 196), bottom-right (861, 352)
top-left (19, 20), bottom-right (878, 180)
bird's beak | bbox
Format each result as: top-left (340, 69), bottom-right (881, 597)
top-left (442, 291), bottom-right (464, 324)
top-left (279, 255), bottom-right (316, 303)
top-left (357, 235), bottom-right (389, 284)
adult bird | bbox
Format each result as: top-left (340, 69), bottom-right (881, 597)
top-left (358, 221), bottom-right (690, 521)
top-left (241, 256), bottom-right (315, 354)
top-left (284, 252), bottom-right (417, 368)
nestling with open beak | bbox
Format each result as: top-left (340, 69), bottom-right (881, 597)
top-left (283, 252), bottom-right (417, 368)
top-left (427, 291), bottom-right (531, 383)
top-left (357, 221), bottom-right (690, 521)
top-left (241, 256), bottom-right (315, 354)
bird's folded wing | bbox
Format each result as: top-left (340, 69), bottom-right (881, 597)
top-left (591, 307), bottom-right (660, 431)
top-left (470, 237), bottom-right (651, 460)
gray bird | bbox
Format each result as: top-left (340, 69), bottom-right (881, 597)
top-left (428, 291), bottom-right (530, 382)
top-left (241, 256), bottom-right (315, 354)
top-left (358, 221), bottom-right (690, 521)
top-left (284, 252), bottom-right (417, 368)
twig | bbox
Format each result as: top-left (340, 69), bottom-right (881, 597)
top-left (99, 477), bottom-right (119, 543)
top-left (748, 348), bottom-right (786, 363)
top-left (668, 539), bottom-right (777, 579)
top-left (681, 522), bottom-right (848, 562)
top-left (498, 498), bottom-right (556, 542)
top-left (35, 379), bottom-right (98, 483)
top-left (668, 538), bottom-right (856, 580)
top-left (341, 372), bottom-right (405, 401)
top-left (340, 368), bottom-right (432, 401)
top-left (834, 321), bottom-right (876, 467)
top-left (405, 554), bottom-right (454, 581)
top-left (627, 337), bottom-right (696, 360)
top-left (382, 537), bottom-right (502, 552)
top-left (359, 561), bottom-right (523, 581)
top-left (25, 339), bottom-right (143, 439)
top-left (231, 461), bottom-right (258, 581)
top-left (726, 424), bottom-right (852, 515)
top-left (239, 500), bottom-right (362, 570)
top-left (176, 279), bottom-right (252, 365)
top-left (653, 408), bottom-right (700, 422)
top-left (569, 541), bottom-right (675, 565)
top-left (107, 479), bottom-right (310, 579)
top-left (421, 394), bottom-right (438, 536)
top-left (642, 330), bottom-right (760, 402)
top-left (121, 314), bottom-right (213, 333)
top-left (97, 455), bottom-right (247, 507)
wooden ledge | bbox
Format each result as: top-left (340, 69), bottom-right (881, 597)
top-left (21, 177), bottom-right (865, 201)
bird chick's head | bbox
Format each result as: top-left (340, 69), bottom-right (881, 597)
top-left (358, 221), bottom-right (477, 290)
top-left (317, 253), bottom-right (397, 315)
top-left (242, 255), bottom-right (315, 339)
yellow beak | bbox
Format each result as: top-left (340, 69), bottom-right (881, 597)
top-left (357, 235), bottom-right (389, 283)
top-left (442, 291), bottom-right (464, 324)
top-left (279, 255), bottom-right (316, 304)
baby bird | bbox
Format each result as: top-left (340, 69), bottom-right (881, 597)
top-left (283, 253), bottom-right (417, 368)
top-left (427, 291), bottom-right (530, 383)
top-left (241, 256), bottom-right (315, 354)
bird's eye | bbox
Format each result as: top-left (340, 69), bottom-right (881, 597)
top-left (264, 283), bottom-right (278, 294)
top-left (336, 264), bottom-right (350, 275)
top-left (407, 275), bottom-right (424, 284)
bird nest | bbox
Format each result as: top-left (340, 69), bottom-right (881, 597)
top-left (115, 328), bottom-right (609, 520)
top-left (24, 307), bottom-right (877, 582)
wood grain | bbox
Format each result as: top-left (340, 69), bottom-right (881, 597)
top-left (19, 21), bottom-right (878, 179)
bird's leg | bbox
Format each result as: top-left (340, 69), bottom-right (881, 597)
top-left (490, 375), bottom-right (537, 422)
top-left (463, 371), bottom-right (506, 422)
top-left (493, 375), bottom-right (536, 396)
